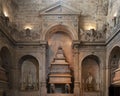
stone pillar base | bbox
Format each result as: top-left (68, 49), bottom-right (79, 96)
top-left (41, 82), bottom-right (47, 96)
top-left (74, 82), bottom-right (80, 96)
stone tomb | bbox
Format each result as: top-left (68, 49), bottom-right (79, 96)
top-left (49, 47), bottom-right (72, 94)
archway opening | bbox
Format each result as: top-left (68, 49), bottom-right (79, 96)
top-left (81, 55), bottom-right (100, 94)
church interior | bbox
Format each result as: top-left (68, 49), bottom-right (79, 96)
top-left (0, 0), bottom-right (120, 96)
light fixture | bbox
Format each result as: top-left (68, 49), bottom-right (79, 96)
top-left (4, 11), bottom-right (8, 17)
top-left (84, 23), bottom-right (96, 30)
top-left (2, 10), bottom-right (9, 24)
top-left (87, 25), bottom-right (96, 30)
top-left (113, 12), bottom-right (117, 26)
top-left (3, 7), bottom-right (9, 17)
top-left (24, 25), bottom-right (33, 30)
top-left (114, 12), bottom-right (117, 17)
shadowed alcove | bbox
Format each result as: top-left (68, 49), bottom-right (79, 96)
top-left (81, 55), bottom-right (100, 94)
top-left (0, 47), bottom-right (12, 95)
top-left (46, 26), bottom-right (74, 94)
top-left (18, 55), bottom-right (39, 91)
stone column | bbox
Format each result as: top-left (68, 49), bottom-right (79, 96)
top-left (104, 66), bottom-right (109, 96)
top-left (10, 67), bottom-right (19, 96)
top-left (73, 41), bottom-right (80, 96)
top-left (40, 43), bottom-right (47, 96)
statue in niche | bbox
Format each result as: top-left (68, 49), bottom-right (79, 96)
top-left (50, 83), bottom-right (55, 93)
top-left (27, 71), bottom-right (33, 89)
top-left (25, 28), bottom-right (31, 37)
top-left (65, 83), bottom-right (70, 93)
top-left (85, 72), bottom-right (96, 91)
top-left (20, 61), bottom-right (38, 91)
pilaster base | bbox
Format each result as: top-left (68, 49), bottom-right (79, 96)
top-left (74, 81), bottom-right (80, 96)
top-left (41, 82), bottom-right (47, 96)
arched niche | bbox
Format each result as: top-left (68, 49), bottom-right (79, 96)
top-left (0, 46), bottom-right (12, 88)
top-left (109, 46), bottom-right (120, 85)
top-left (0, 47), bottom-right (12, 69)
top-left (81, 55), bottom-right (100, 92)
top-left (19, 55), bottom-right (39, 91)
top-left (47, 31), bottom-right (73, 67)
top-left (46, 29), bottom-right (74, 93)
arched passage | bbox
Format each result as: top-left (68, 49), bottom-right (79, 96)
top-left (81, 55), bottom-right (100, 93)
top-left (18, 55), bottom-right (39, 91)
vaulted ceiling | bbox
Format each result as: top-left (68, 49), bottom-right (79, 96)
top-left (2, 0), bottom-right (109, 30)
top-left (1, 0), bottom-right (120, 43)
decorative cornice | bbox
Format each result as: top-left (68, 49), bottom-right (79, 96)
top-left (16, 41), bottom-right (48, 46)
top-left (81, 41), bottom-right (106, 46)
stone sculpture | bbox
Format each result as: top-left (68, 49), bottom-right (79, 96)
top-left (80, 28), bottom-right (105, 42)
top-left (65, 83), bottom-right (70, 93)
top-left (50, 84), bottom-right (55, 93)
top-left (85, 72), bottom-right (96, 91)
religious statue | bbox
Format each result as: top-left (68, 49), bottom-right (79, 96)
top-left (85, 72), bottom-right (96, 91)
top-left (65, 83), bottom-right (70, 93)
top-left (27, 71), bottom-right (33, 89)
top-left (50, 84), bottom-right (55, 93)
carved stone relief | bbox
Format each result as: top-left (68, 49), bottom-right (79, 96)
top-left (80, 29), bottom-right (106, 42)
top-left (14, 30), bottom-right (40, 42)
top-left (102, 0), bottom-right (109, 16)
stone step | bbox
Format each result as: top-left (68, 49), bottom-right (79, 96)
top-left (47, 93), bottom-right (74, 96)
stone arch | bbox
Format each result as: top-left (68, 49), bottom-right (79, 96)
top-left (18, 55), bottom-right (39, 68)
top-left (18, 55), bottom-right (39, 91)
top-left (0, 46), bottom-right (12, 89)
top-left (81, 55), bottom-right (100, 65)
top-left (81, 55), bottom-right (100, 92)
top-left (43, 24), bottom-right (78, 40)
top-left (45, 24), bottom-right (74, 93)
top-left (108, 46), bottom-right (120, 85)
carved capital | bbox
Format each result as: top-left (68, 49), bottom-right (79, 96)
top-left (40, 41), bottom-right (48, 54)
top-left (72, 41), bottom-right (80, 54)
